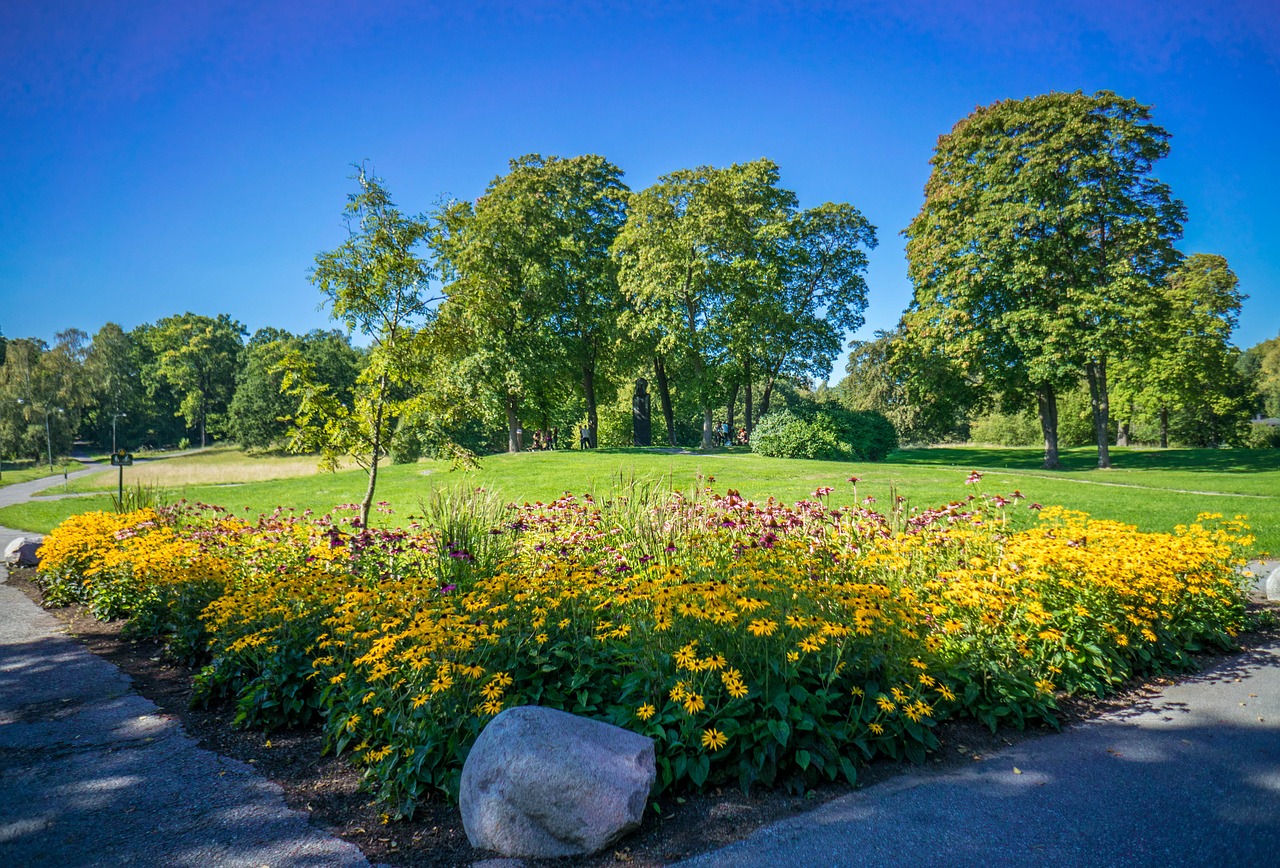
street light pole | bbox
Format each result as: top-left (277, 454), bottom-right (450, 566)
top-left (42, 407), bottom-right (64, 472)
top-left (45, 408), bottom-right (54, 471)
top-left (112, 412), bottom-right (127, 455)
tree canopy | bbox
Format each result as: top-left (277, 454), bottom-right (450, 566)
top-left (903, 90), bottom-right (1186, 468)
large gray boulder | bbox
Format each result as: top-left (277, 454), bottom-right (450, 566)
top-left (1267, 565), bottom-right (1280, 601)
top-left (460, 705), bottom-right (656, 858)
top-left (3, 536), bottom-right (42, 567)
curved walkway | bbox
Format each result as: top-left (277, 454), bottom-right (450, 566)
top-left (0, 473), bottom-right (367, 867)
top-left (681, 601), bottom-right (1280, 866)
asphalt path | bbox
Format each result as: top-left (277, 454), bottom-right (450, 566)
top-left (681, 584), bottom-right (1280, 867)
top-left (0, 470), bottom-right (368, 867)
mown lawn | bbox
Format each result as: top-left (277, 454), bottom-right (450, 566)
top-left (3, 445), bottom-right (1277, 553)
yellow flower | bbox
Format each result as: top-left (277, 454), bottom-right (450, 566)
top-left (636, 703), bottom-right (656, 721)
top-left (868, 722), bottom-right (884, 735)
top-left (748, 618), bottom-right (778, 637)
top-left (701, 727), bottom-right (727, 751)
top-left (682, 692), bottom-right (706, 715)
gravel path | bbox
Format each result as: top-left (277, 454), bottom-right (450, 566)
top-left (0, 473), bottom-right (368, 867)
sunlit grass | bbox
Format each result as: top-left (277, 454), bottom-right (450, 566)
top-left (4, 445), bottom-right (1276, 552)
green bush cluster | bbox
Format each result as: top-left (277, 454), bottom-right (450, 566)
top-left (750, 406), bottom-right (897, 461)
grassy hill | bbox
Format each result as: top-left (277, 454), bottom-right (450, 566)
top-left (3, 445), bottom-right (1276, 553)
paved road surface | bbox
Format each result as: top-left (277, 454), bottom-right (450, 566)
top-left (681, 607), bottom-right (1280, 867)
top-left (0, 471), bottom-right (368, 867)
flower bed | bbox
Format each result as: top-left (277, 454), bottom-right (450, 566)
top-left (35, 482), bottom-right (1254, 818)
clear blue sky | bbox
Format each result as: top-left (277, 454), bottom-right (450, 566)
top-left (3, 0), bottom-right (1278, 372)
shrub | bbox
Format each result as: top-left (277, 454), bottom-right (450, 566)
top-left (1246, 422), bottom-right (1280, 449)
top-left (750, 406), bottom-right (897, 461)
top-left (968, 411), bottom-right (1042, 446)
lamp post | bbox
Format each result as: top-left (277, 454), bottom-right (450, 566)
top-left (43, 407), bottom-right (63, 471)
top-left (112, 412), bottom-right (127, 455)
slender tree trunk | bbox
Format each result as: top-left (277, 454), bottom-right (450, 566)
top-left (654, 355), bottom-right (676, 446)
top-left (360, 373), bottom-right (389, 528)
top-left (726, 381), bottom-right (738, 438)
top-left (1086, 359), bottom-right (1112, 469)
top-left (744, 359), bottom-right (754, 435)
top-left (506, 393), bottom-right (520, 453)
top-left (759, 379), bottom-right (775, 419)
top-left (1036, 383), bottom-right (1061, 470)
top-left (583, 365), bottom-right (598, 449)
top-left (702, 406), bottom-right (714, 451)
top-left (1159, 406), bottom-right (1169, 448)
top-left (1117, 400), bottom-right (1133, 447)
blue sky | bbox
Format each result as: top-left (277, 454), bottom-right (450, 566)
top-left (3, 0), bottom-right (1278, 374)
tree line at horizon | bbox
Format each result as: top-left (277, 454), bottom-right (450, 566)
top-left (3, 91), bottom-right (1279, 496)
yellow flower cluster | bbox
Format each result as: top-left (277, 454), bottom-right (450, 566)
top-left (32, 490), bottom-right (1254, 816)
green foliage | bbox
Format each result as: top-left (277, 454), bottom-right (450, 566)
top-left (1113, 255), bottom-right (1254, 448)
top-left (750, 403), bottom-right (897, 462)
top-left (110, 481), bottom-right (170, 513)
top-left (838, 330), bottom-right (972, 445)
top-left (903, 90), bottom-right (1186, 469)
top-left (1246, 423), bottom-right (1280, 449)
top-left (1240, 334), bottom-right (1280, 418)
top-left (297, 165), bottom-right (438, 527)
top-left (141, 313), bottom-right (247, 448)
top-left (968, 411), bottom-right (1042, 447)
top-left (431, 154), bottom-right (627, 452)
top-left (230, 329), bottom-right (362, 450)
top-left (616, 159), bottom-right (876, 449)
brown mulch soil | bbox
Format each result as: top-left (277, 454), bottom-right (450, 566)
top-left (8, 566), bottom-right (1278, 867)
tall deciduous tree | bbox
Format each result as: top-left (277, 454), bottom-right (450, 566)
top-left (434, 154), bottom-right (629, 450)
top-left (432, 159), bottom-right (565, 452)
top-left (903, 90), bottom-right (1185, 469)
top-left (838, 328), bottom-right (974, 444)
top-left (289, 166), bottom-right (435, 527)
top-left (1113, 254), bottom-right (1252, 446)
top-left (229, 329), bottom-right (363, 450)
top-left (1240, 334), bottom-right (1280, 419)
top-left (749, 202), bottom-right (877, 425)
top-left (615, 159), bottom-right (794, 449)
top-left (142, 312), bottom-right (246, 448)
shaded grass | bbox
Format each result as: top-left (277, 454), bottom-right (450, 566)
top-left (3, 446), bottom-right (1276, 553)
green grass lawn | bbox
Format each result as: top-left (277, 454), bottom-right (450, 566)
top-left (0, 461), bottom-right (82, 490)
top-left (3, 445), bottom-right (1276, 554)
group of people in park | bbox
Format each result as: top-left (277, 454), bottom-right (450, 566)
top-left (525, 428), bottom-right (560, 451)
top-left (517, 426), bottom-right (600, 450)
top-left (716, 422), bottom-right (748, 448)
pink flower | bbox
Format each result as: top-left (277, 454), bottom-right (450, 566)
top-left (965, 471), bottom-right (983, 485)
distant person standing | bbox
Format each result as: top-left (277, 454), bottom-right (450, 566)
top-left (580, 425), bottom-right (591, 449)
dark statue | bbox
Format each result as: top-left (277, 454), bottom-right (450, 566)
top-left (632, 378), bottom-right (651, 447)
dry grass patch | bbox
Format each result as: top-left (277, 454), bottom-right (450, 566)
top-left (70, 446), bottom-right (350, 490)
